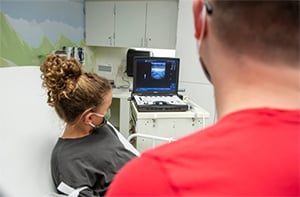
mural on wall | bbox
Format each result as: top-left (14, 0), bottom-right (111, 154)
top-left (0, 0), bottom-right (85, 67)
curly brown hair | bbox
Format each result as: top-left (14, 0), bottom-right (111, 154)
top-left (40, 54), bottom-right (112, 124)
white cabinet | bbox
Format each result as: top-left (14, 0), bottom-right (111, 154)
top-left (145, 0), bottom-right (178, 49)
top-left (85, 1), bottom-right (115, 46)
top-left (114, 1), bottom-right (146, 48)
top-left (85, 0), bottom-right (178, 49)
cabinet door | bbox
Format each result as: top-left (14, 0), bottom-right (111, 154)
top-left (114, 1), bottom-right (146, 48)
top-left (85, 1), bottom-right (115, 46)
top-left (146, 0), bottom-right (178, 49)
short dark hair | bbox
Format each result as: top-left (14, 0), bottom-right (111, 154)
top-left (211, 0), bottom-right (299, 65)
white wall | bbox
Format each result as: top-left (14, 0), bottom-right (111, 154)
top-left (176, 0), bottom-right (216, 126)
top-left (86, 47), bottom-right (129, 87)
top-left (85, 46), bottom-right (176, 89)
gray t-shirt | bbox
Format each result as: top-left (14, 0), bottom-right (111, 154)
top-left (51, 123), bottom-right (136, 196)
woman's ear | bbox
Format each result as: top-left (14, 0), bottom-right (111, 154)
top-left (193, 0), bottom-right (206, 39)
top-left (83, 112), bottom-right (93, 125)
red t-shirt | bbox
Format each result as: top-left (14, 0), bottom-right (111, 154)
top-left (106, 108), bottom-right (300, 196)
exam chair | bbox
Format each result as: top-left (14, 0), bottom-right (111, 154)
top-left (0, 66), bottom-right (139, 197)
top-left (0, 66), bottom-right (61, 196)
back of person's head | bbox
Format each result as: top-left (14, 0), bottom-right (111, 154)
top-left (40, 54), bottom-right (111, 124)
top-left (209, 0), bottom-right (299, 66)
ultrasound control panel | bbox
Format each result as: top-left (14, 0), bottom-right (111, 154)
top-left (133, 95), bottom-right (189, 112)
top-left (133, 95), bottom-right (186, 106)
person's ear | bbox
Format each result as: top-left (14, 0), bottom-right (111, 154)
top-left (83, 112), bottom-right (93, 125)
top-left (193, 0), bottom-right (206, 39)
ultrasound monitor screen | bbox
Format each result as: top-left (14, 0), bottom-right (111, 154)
top-left (133, 57), bottom-right (180, 94)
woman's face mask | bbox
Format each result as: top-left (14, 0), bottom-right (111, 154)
top-left (89, 108), bottom-right (111, 128)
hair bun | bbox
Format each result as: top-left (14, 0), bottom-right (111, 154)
top-left (41, 54), bottom-right (83, 106)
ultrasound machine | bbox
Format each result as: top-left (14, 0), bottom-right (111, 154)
top-left (131, 56), bottom-right (188, 112)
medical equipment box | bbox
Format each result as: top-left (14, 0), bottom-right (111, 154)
top-left (129, 98), bottom-right (210, 152)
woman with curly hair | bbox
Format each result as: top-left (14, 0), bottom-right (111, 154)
top-left (40, 54), bottom-right (136, 197)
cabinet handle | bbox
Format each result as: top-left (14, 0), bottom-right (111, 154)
top-left (147, 38), bottom-right (151, 47)
top-left (108, 36), bottom-right (112, 46)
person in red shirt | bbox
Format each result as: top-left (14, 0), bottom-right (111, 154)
top-left (106, 0), bottom-right (300, 196)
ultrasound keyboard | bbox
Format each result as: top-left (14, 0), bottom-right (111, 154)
top-left (133, 95), bottom-right (189, 112)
